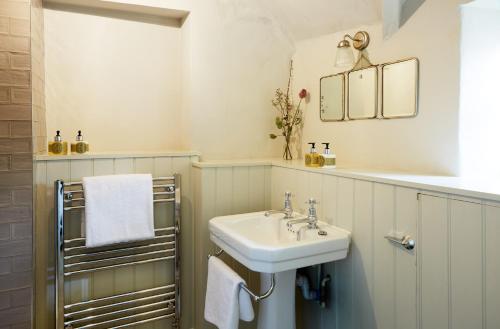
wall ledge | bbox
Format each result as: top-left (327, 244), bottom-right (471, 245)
top-left (35, 151), bottom-right (200, 161)
top-left (194, 158), bottom-right (500, 203)
top-left (43, 0), bottom-right (190, 26)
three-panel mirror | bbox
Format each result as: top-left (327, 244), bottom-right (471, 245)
top-left (381, 59), bottom-right (418, 118)
top-left (320, 74), bottom-right (344, 121)
top-left (319, 58), bottom-right (419, 121)
top-left (348, 66), bottom-right (378, 119)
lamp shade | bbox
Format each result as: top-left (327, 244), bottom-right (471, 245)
top-left (335, 46), bottom-right (355, 67)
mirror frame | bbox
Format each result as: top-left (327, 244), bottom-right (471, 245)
top-left (319, 73), bottom-right (345, 122)
top-left (347, 65), bottom-right (379, 120)
top-left (381, 57), bottom-right (419, 119)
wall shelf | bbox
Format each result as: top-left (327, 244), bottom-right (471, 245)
top-left (43, 0), bottom-right (190, 26)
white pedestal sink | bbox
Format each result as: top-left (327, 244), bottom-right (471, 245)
top-left (209, 211), bottom-right (351, 329)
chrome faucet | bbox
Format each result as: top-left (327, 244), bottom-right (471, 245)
top-left (265, 191), bottom-right (294, 219)
top-left (287, 198), bottom-right (319, 229)
top-left (305, 198), bottom-right (319, 229)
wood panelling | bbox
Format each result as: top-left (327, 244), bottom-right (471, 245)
top-left (193, 165), bottom-right (272, 329)
top-left (34, 155), bottom-right (197, 329)
top-left (268, 164), bottom-right (500, 329)
top-left (270, 167), bottom-right (500, 329)
top-left (270, 167), bottom-right (420, 329)
top-left (419, 195), bottom-right (500, 329)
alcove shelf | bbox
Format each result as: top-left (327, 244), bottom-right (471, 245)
top-left (43, 0), bottom-right (190, 26)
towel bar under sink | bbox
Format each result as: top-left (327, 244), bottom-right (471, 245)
top-left (55, 175), bottom-right (181, 329)
top-left (208, 249), bottom-right (276, 302)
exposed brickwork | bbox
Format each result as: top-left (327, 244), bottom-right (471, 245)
top-left (31, 0), bottom-right (46, 154)
top-left (0, 1), bottom-right (33, 328)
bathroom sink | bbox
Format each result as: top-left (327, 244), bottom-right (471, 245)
top-left (209, 211), bottom-right (351, 273)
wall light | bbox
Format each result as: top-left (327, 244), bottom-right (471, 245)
top-left (335, 31), bottom-right (371, 68)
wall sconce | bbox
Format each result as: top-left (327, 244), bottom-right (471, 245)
top-left (335, 31), bottom-right (371, 69)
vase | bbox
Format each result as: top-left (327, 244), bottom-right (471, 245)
top-left (283, 137), bottom-right (292, 160)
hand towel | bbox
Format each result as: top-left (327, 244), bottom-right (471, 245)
top-left (83, 174), bottom-right (154, 248)
top-left (204, 257), bottom-right (255, 329)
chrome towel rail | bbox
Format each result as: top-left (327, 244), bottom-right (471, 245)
top-left (208, 249), bottom-right (276, 302)
top-left (55, 174), bottom-right (181, 329)
top-left (62, 178), bottom-right (176, 211)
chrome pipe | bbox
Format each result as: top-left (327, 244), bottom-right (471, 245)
top-left (64, 198), bottom-right (174, 211)
top-left (63, 177), bottom-right (175, 186)
top-left (173, 173), bottom-right (182, 320)
top-left (64, 241), bottom-right (175, 261)
top-left (65, 306), bottom-right (173, 329)
top-left (240, 274), bottom-right (275, 302)
top-left (55, 180), bottom-right (65, 329)
top-left (64, 255), bottom-right (175, 276)
top-left (64, 189), bottom-right (83, 194)
top-left (64, 228), bottom-right (175, 246)
top-left (111, 313), bottom-right (175, 329)
top-left (208, 248), bottom-right (276, 302)
top-left (153, 191), bottom-right (175, 195)
top-left (65, 284), bottom-right (175, 310)
top-left (207, 248), bottom-right (224, 259)
top-left (65, 291), bottom-right (175, 318)
top-left (64, 249), bottom-right (175, 269)
top-left (64, 234), bottom-right (176, 250)
top-left (153, 184), bottom-right (175, 188)
top-left (64, 298), bottom-right (174, 327)
top-left (56, 176), bottom-right (181, 327)
top-left (64, 197), bottom-right (84, 203)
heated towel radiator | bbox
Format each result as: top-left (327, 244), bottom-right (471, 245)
top-left (54, 175), bottom-right (181, 329)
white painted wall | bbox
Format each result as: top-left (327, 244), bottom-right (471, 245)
top-left (292, 0), bottom-right (464, 175)
top-left (180, 0), bottom-right (295, 160)
top-left (43, 0), bottom-right (296, 159)
top-left (459, 3), bottom-right (500, 177)
top-left (44, 7), bottom-right (184, 152)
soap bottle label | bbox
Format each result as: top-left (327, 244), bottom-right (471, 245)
top-left (73, 143), bottom-right (89, 154)
top-left (319, 157), bottom-right (336, 167)
top-left (50, 143), bottom-right (63, 154)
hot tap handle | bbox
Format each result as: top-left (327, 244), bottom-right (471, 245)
top-left (305, 198), bottom-right (318, 206)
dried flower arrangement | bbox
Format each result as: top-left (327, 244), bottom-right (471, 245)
top-left (269, 61), bottom-right (307, 160)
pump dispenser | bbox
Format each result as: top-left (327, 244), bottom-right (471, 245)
top-left (318, 143), bottom-right (336, 168)
top-left (71, 130), bottom-right (89, 154)
top-left (48, 130), bottom-right (68, 155)
top-left (305, 142), bottom-right (320, 167)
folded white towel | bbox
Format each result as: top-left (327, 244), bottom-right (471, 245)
top-left (204, 257), bottom-right (255, 329)
top-left (83, 174), bottom-right (155, 248)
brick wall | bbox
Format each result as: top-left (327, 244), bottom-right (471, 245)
top-left (31, 0), bottom-right (46, 154)
top-left (0, 1), bottom-right (34, 328)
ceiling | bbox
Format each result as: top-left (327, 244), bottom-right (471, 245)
top-left (257, 0), bottom-right (383, 41)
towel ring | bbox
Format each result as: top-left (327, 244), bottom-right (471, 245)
top-left (207, 248), bottom-right (276, 302)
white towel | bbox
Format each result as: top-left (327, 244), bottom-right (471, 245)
top-left (83, 174), bottom-right (155, 248)
top-left (204, 257), bottom-right (255, 329)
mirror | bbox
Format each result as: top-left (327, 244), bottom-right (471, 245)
top-left (320, 74), bottom-right (345, 121)
top-left (348, 66), bottom-right (378, 119)
top-left (381, 58), bottom-right (419, 118)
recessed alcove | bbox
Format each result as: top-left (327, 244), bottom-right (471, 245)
top-left (42, 0), bottom-right (189, 152)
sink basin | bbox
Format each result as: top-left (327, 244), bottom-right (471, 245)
top-left (208, 211), bottom-right (351, 329)
top-left (209, 211), bottom-right (351, 272)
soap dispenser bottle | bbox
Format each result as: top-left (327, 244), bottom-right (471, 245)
top-left (318, 142), bottom-right (336, 168)
top-left (48, 130), bottom-right (68, 155)
top-left (71, 130), bottom-right (89, 154)
top-left (305, 142), bottom-right (320, 167)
